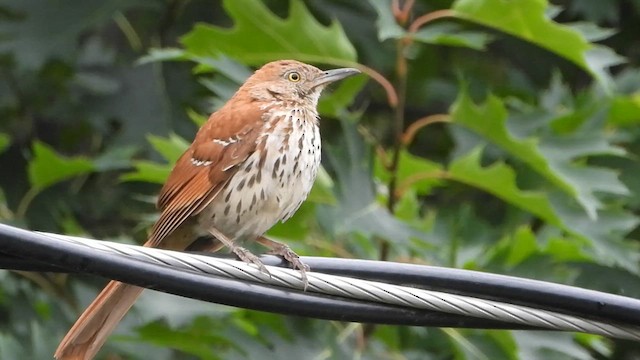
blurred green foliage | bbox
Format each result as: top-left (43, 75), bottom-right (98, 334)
top-left (1, 0), bottom-right (640, 358)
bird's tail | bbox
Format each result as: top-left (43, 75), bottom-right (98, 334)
top-left (54, 281), bottom-right (144, 360)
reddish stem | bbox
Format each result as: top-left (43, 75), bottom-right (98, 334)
top-left (408, 9), bottom-right (454, 34)
top-left (402, 114), bottom-right (450, 145)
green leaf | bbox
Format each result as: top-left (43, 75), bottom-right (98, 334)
top-left (574, 334), bottom-right (612, 358)
top-left (0, 133), bottom-right (10, 154)
top-left (552, 201), bottom-right (640, 274)
top-left (120, 161), bottom-right (171, 184)
top-left (446, 329), bottom-right (518, 360)
top-left (608, 93), bottom-right (640, 127)
top-left (481, 227), bottom-right (589, 279)
top-left (448, 147), bottom-right (561, 227)
top-left (368, 0), bottom-right (493, 50)
top-left (393, 188), bottom-right (421, 223)
top-left (0, 0), bottom-right (147, 70)
top-left (180, 0), bottom-right (357, 65)
top-left (375, 149), bottom-right (443, 196)
top-left (136, 47), bottom-right (188, 65)
top-left (317, 76), bottom-right (368, 117)
top-left (504, 226), bottom-right (538, 267)
top-left (452, 0), bottom-right (624, 90)
top-left (323, 118), bottom-right (425, 244)
top-left (92, 146), bottom-right (137, 171)
top-left (186, 108), bottom-right (208, 127)
top-left (428, 205), bottom-right (499, 267)
top-left (191, 56), bottom-right (254, 81)
top-left (368, 0), bottom-right (406, 41)
top-left (121, 134), bottom-right (189, 184)
top-left (178, 0), bottom-right (364, 121)
top-left (544, 236), bottom-right (591, 262)
top-left (134, 318), bottom-right (229, 360)
top-left (540, 134), bottom-right (629, 208)
top-left (27, 142), bottom-right (95, 190)
top-left (147, 134), bottom-right (190, 164)
top-left (515, 332), bottom-right (592, 360)
top-left (568, 22), bottom-right (616, 42)
top-left (451, 90), bottom-right (627, 219)
top-left (574, 264), bottom-right (640, 298)
top-left (306, 166), bottom-right (336, 205)
top-left (451, 93), bottom-right (554, 187)
top-left (266, 201), bottom-right (314, 243)
top-left (412, 23), bottom-right (494, 50)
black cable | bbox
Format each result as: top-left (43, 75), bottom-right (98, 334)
top-left (3, 224), bottom-right (640, 329)
top-left (299, 257), bottom-right (640, 327)
top-left (6, 246), bottom-right (640, 328)
top-left (0, 224), bottom-right (532, 330)
top-left (0, 253), bottom-right (70, 272)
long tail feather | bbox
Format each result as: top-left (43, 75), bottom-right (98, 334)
top-left (54, 281), bottom-right (144, 360)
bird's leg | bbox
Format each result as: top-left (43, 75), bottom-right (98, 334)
top-left (256, 236), bottom-right (309, 288)
top-left (185, 237), bottom-right (225, 252)
top-left (208, 227), bottom-right (269, 275)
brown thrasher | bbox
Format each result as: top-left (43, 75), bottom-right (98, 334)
top-left (54, 60), bottom-right (360, 360)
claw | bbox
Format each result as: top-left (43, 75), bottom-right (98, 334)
top-left (233, 246), bottom-right (270, 277)
top-left (256, 236), bottom-right (310, 290)
top-left (267, 244), bottom-right (309, 290)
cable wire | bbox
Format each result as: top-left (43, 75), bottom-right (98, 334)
top-left (41, 232), bottom-right (640, 341)
top-left (2, 224), bottom-right (640, 341)
top-left (0, 224), bottom-right (531, 329)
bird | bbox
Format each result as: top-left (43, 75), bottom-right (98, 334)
top-left (54, 60), bottom-right (361, 360)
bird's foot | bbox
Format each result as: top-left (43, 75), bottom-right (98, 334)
top-left (257, 236), bottom-right (309, 290)
top-left (232, 246), bottom-right (270, 276)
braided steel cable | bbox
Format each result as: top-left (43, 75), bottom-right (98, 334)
top-left (37, 232), bottom-right (640, 341)
top-left (0, 225), bottom-right (534, 329)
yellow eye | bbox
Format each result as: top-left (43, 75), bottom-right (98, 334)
top-left (287, 71), bottom-right (301, 82)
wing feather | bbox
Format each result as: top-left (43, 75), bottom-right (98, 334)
top-left (148, 99), bottom-right (265, 247)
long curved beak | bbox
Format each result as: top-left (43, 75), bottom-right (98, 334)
top-left (313, 67), bottom-right (361, 88)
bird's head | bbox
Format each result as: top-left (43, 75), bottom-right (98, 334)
top-left (240, 60), bottom-right (360, 107)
